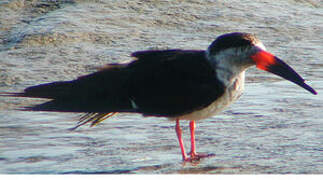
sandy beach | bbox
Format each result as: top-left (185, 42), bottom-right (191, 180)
top-left (0, 0), bottom-right (322, 174)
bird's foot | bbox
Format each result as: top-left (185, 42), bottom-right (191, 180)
top-left (183, 152), bottom-right (215, 162)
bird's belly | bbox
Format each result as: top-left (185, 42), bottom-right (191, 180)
top-left (173, 78), bottom-right (244, 121)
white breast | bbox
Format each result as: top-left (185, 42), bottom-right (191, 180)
top-left (172, 72), bottom-right (245, 121)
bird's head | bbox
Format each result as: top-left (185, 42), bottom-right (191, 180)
top-left (207, 32), bottom-right (317, 95)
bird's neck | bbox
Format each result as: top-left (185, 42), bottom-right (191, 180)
top-left (212, 57), bottom-right (247, 103)
top-left (208, 60), bottom-right (248, 88)
top-left (205, 47), bottom-right (254, 87)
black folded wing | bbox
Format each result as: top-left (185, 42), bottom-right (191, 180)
top-left (3, 49), bottom-right (225, 117)
top-left (127, 50), bottom-right (225, 117)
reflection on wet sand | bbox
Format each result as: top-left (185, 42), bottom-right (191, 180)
top-left (0, 0), bottom-right (322, 174)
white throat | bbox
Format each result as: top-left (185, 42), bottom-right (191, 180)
top-left (206, 42), bottom-right (265, 87)
top-left (206, 49), bottom-right (249, 87)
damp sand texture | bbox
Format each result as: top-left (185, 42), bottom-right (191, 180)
top-left (0, 0), bottom-right (322, 174)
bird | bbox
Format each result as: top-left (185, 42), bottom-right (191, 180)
top-left (1, 32), bottom-right (317, 162)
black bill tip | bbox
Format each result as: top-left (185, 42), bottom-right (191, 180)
top-left (251, 50), bottom-right (317, 95)
top-left (267, 57), bottom-right (317, 95)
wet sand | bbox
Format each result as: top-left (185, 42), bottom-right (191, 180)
top-left (0, 0), bottom-right (322, 174)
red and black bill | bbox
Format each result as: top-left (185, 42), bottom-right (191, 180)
top-left (251, 51), bottom-right (317, 95)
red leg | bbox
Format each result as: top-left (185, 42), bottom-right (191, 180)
top-left (189, 120), bottom-right (215, 160)
top-left (190, 120), bottom-right (197, 156)
top-left (175, 119), bottom-right (188, 161)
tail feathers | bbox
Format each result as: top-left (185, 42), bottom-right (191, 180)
top-left (69, 112), bottom-right (117, 131)
top-left (22, 99), bottom-right (86, 112)
top-left (22, 100), bottom-right (119, 131)
top-left (24, 81), bottom-right (74, 99)
top-left (22, 98), bottom-right (135, 112)
top-left (0, 92), bottom-right (25, 97)
top-left (0, 81), bottom-right (74, 99)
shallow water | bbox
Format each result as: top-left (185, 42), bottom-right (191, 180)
top-left (0, 0), bottom-right (322, 174)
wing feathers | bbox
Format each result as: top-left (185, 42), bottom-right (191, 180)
top-left (2, 49), bottom-right (224, 120)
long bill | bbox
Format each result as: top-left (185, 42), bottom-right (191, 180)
top-left (251, 50), bottom-right (317, 95)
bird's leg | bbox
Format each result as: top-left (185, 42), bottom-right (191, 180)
top-left (189, 120), bottom-right (215, 160)
top-left (175, 119), bottom-right (188, 161)
top-left (189, 120), bottom-right (197, 157)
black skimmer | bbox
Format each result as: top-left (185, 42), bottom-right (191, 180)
top-left (1, 32), bottom-right (317, 161)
